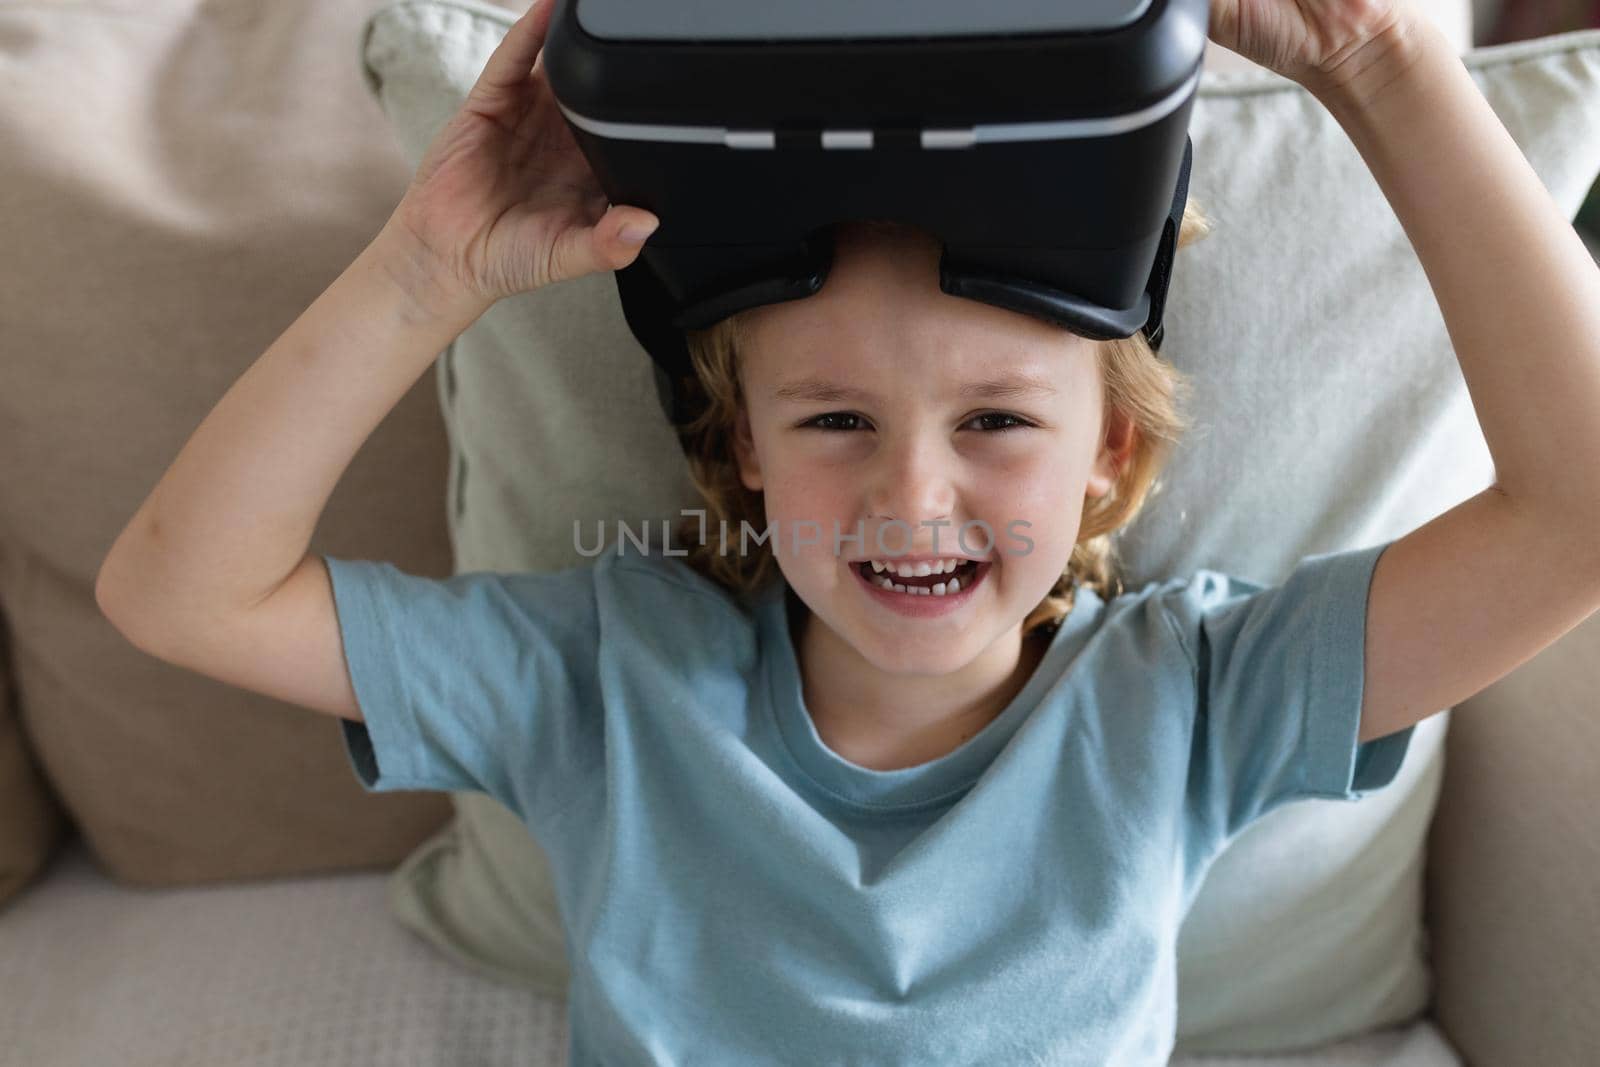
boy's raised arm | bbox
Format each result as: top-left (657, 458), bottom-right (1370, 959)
top-left (94, 223), bottom-right (487, 647)
top-left (94, 223), bottom-right (490, 723)
top-left (1295, 15), bottom-right (1600, 744)
top-left (94, 0), bottom-right (659, 697)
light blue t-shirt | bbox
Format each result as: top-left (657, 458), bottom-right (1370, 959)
top-left (322, 538), bottom-right (1413, 1066)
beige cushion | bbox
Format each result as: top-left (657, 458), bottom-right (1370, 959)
top-left (0, 606), bottom-right (67, 911)
top-left (358, 0), bottom-right (1600, 1053)
top-left (0, 0), bottom-right (467, 886)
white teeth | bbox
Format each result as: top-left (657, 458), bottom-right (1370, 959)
top-left (873, 574), bottom-right (966, 597)
top-left (866, 558), bottom-right (966, 577)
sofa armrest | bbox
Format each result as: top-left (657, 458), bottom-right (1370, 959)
top-left (1425, 605), bottom-right (1600, 1061)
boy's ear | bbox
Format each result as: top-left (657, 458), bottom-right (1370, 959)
top-left (734, 407), bottom-right (763, 492)
top-left (1086, 407), bottom-right (1137, 500)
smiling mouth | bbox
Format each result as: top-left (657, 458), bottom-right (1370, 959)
top-left (855, 559), bottom-right (982, 594)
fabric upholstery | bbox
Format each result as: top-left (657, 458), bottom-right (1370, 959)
top-left (0, 0), bottom-right (465, 888)
top-left (0, 595), bottom-right (67, 912)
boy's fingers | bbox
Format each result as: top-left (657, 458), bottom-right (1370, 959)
top-left (545, 209), bottom-right (657, 286)
top-left (468, 0), bottom-right (555, 105)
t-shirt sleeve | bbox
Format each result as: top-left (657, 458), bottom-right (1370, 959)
top-left (320, 554), bottom-right (602, 823)
top-left (1164, 540), bottom-right (1415, 847)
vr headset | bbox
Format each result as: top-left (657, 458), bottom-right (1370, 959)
top-left (542, 0), bottom-right (1206, 431)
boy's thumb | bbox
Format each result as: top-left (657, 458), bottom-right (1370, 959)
top-left (543, 210), bottom-right (659, 286)
top-left (615, 211), bottom-right (660, 248)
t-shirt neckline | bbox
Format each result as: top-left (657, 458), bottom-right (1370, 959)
top-left (759, 576), bottom-right (1102, 811)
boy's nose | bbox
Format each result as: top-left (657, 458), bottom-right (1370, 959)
top-left (864, 436), bottom-right (959, 544)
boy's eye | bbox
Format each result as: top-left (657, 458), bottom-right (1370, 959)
top-left (966, 412), bottom-right (1032, 433)
top-left (802, 412), bottom-right (866, 432)
top-left (798, 412), bottom-right (1034, 433)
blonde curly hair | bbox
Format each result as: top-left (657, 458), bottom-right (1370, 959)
top-left (669, 203), bottom-right (1213, 636)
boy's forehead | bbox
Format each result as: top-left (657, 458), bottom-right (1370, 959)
top-left (751, 325), bottom-right (1088, 407)
top-left (767, 365), bottom-right (1067, 407)
top-left (753, 252), bottom-right (1002, 345)
top-left (742, 230), bottom-right (938, 342)
top-left (736, 222), bottom-right (1099, 401)
top-left (743, 294), bottom-right (1092, 402)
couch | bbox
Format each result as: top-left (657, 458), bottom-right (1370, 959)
top-left (2, 0), bottom-right (1598, 1063)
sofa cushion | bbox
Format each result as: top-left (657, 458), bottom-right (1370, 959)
top-left (1425, 548), bottom-right (1600, 1066)
top-left (0, 603), bottom-right (67, 912)
top-left (357, 0), bottom-right (1600, 1054)
top-left (0, 0), bottom-right (466, 886)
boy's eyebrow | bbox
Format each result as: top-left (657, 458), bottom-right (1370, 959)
top-left (772, 373), bottom-right (1059, 404)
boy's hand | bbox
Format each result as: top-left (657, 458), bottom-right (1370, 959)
top-left (1207, 0), bottom-right (1426, 105)
top-left (385, 0), bottom-right (660, 316)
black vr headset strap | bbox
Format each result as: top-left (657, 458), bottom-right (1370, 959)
top-left (1144, 133), bottom-right (1193, 353)
top-left (615, 254), bottom-right (697, 426)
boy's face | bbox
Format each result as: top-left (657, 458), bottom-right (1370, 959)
top-left (733, 223), bottom-right (1134, 675)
